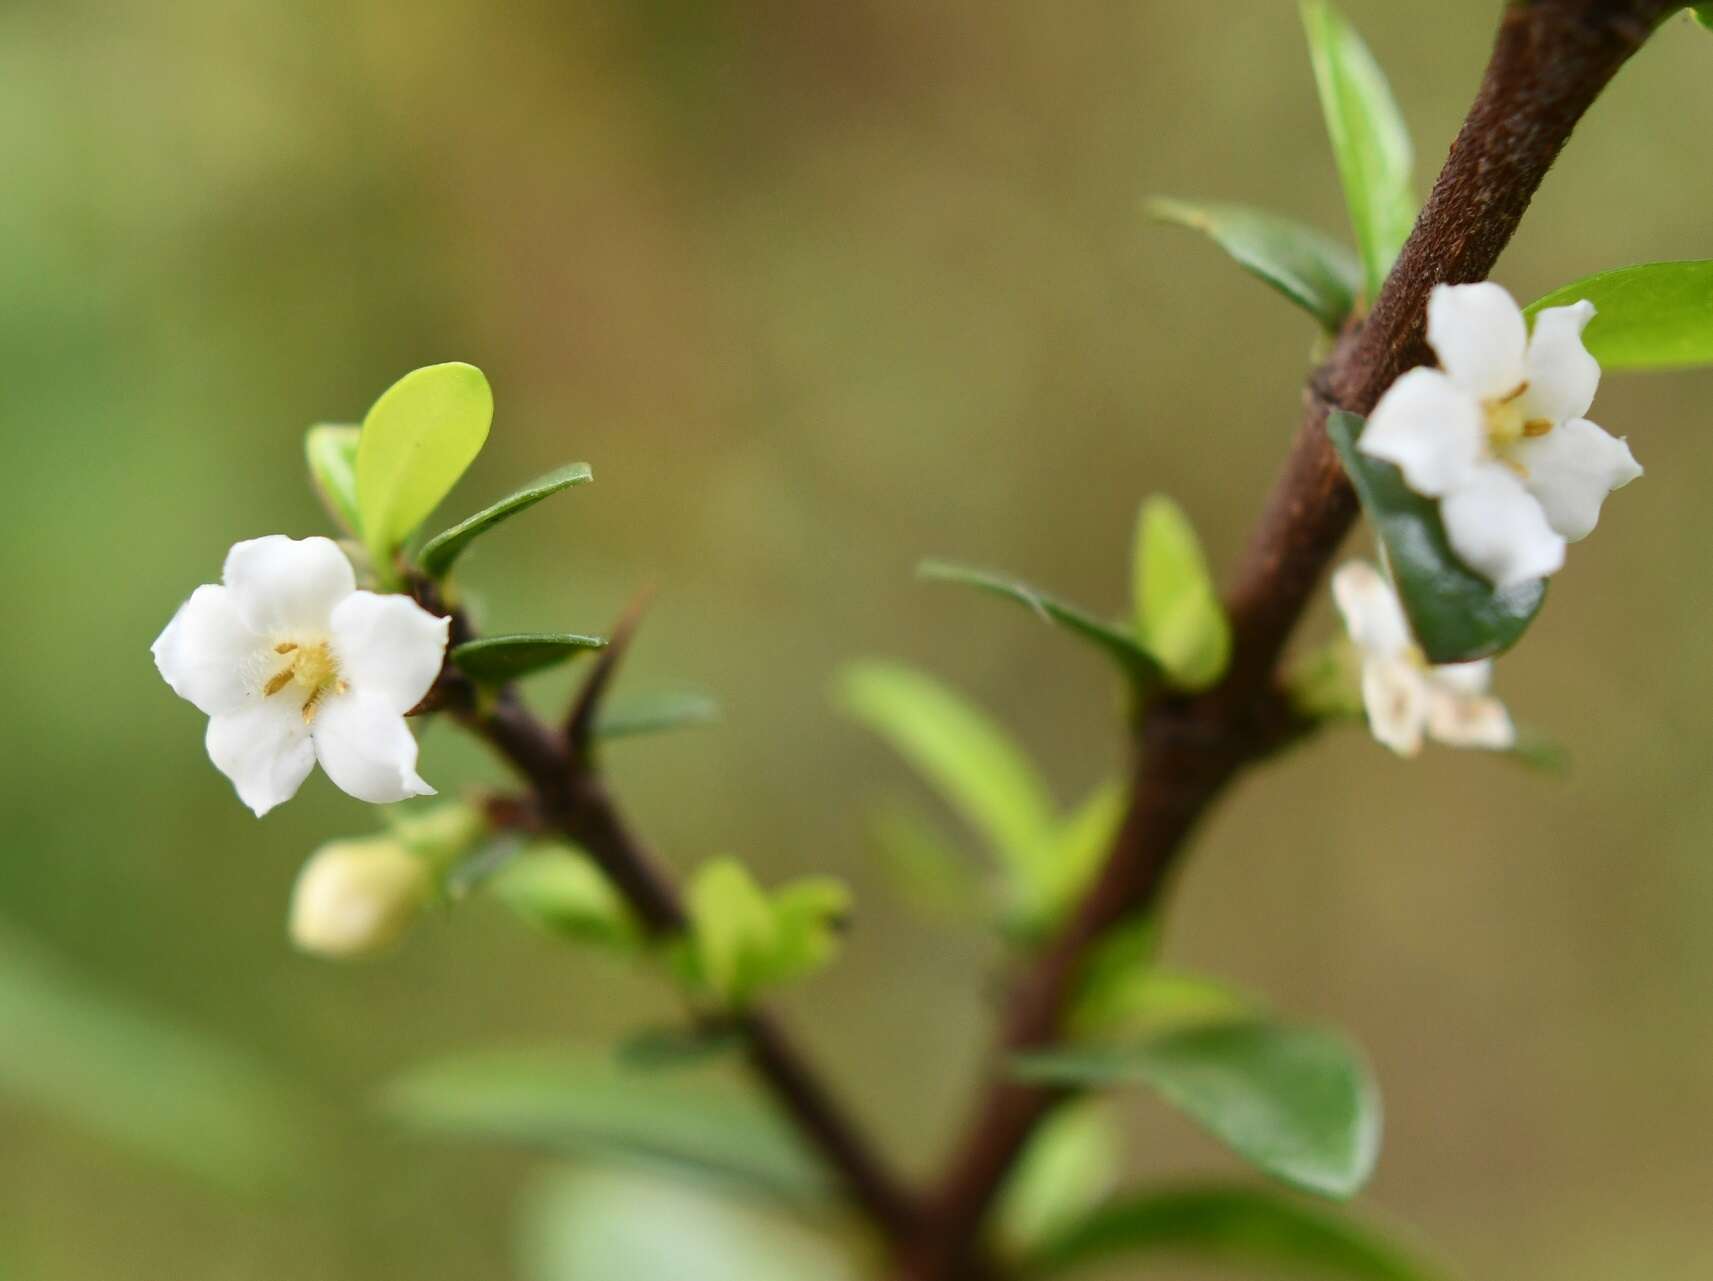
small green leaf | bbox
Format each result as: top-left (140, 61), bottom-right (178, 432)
top-left (838, 662), bottom-right (1057, 886)
top-left (382, 1048), bottom-right (828, 1203)
top-left (1073, 967), bottom-right (1261, 1041)
top-left (918, 561), bottom-right (1163, 687)
top-left (1301, 0), bottom-right (1415, 298)
top-left (615, 1024), bottom-right (743, 1072)
top-left (1015, 1020), bottom-right (1381, 1199)
top-left (1022, 1184), bottom-right (1447, 1280)
top-left (1509, 724), bottom-right (1569, 775)
top-left (998, 1100), bottom-right (1122, 1256)
top-left (356, 362), bottom-right (494, 565)
top-left (1022, 782), bottom-right (1125, 936)
top-left (1326, 410), bottom-right (1545, 663)
top-left (451, 633), bottom-right (607, 684)
top-left (1525, 260), bottom-right (1713, 371)
top-left (1148, 199), bottom-right (1361, 332)
top-left (1133, 497), bottom-right (1231, 691)
top-left (684, 861), bottom-right (849, 1008)
top-left (865, 800), bottom-right (988, 923)
top-left (1695, 5), bottom-right (1713, 31)
top-left (417, 462), bottom-right (593, 577)
top-left (304, 424), bottom-right (363, 535)
top-left (490, 848), bottom-right (640, 951)
top-left (596, 689), bottom-right (722, 741)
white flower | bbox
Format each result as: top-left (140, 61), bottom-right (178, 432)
top-left (289, 836), bottom-right (432, 958)
top-left (1359, 282), bottom-right (1641, 588)
top-left (152, 535), bottom-right (450, 816)
top-left (1332, 561), bottom-right (1514, 758)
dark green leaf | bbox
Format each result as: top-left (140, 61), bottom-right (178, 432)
top-left (304, 424), bottom-right (363, 535)
top-left (451, 632), bottom-right (607, 683)
top-left (1022, 1184), bottom-right (1446, 1280)
top-left (417, 462), bottom-right (593, 577)
top-left (1694, 5), bottom-right (1713, 31)
top-left (381, 1048), bottom-right (829, 1203)
top-left (1014, 1021), bottom-right (1381, 1199)
top-left (1148, 198), bottom-right (1361, 332)
top-left (1301, 0), bottom-right (1415, 298)
top-left (918, 561), bottom-right (1162, 686)
top-left (1525, 260), bottom-right (1713, 371)
top-left (595, 689), bottom-right (722, 741)
top-left (1326, 410), bottom-right (1545, 663)
top-left (615, 1025), bottom-right (743, 1072)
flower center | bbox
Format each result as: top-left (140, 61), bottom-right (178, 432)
top-left (1482, 381), bottom-right (1554, 455)
top-left (264, 639), bottom-right (346, 722)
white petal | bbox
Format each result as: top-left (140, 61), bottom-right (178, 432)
top-left (1331, 561), bottom-right (1412, 659)
top-left (152, 584), bottom-right (262, 715)
top-left (1427, 282), bottom-right (1528, 400)
top-left (223, 536), bottom-right (356, 636)
top-left (1359, 368), bottom-right (1485, 497)
top-left (1361, 658), bottom-right (1428, 757)
top-left (1426, 688), bottom-right (1515, 751)
top-left (311, 694), bottom-right (435, 805)
top-left (1511, 418), bottom-right (1642, 543)
top-left (1519, 301), bottom-right (1599, 425)
top-left (1439, 464), bottom-right (1565, 588)
top-left (1428, 658), bottom-right (1492, 696)
top-left (329, 592), bottom-right (451, 715)
top-left (206, 700), bottom-right (316, 817)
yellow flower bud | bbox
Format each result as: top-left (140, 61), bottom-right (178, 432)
top-left (289, 837), bottom-right (431, 960)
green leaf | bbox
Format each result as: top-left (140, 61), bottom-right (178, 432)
top-left (595, 689), bottom-right (722, 741)
top-left (1022, 783), bottom-right (1125, 935)
top-left (1509, 724), bottom-right (1569, 775)
top-left (1022, 1184), bottom-right (1446, 1280)
top-left (0, 925), bottom-right (313, 1193)
top-left (1301, 0), bottom-right (1415, 298)
top-left (490, 848), bottom-right (640, 951)
top-left (615, 1025), bottom-right (743, 1072)
top-left (1014, 1020), bottom-right (1381, 1199)
top-left (837, 662), bottom-right (1057, 886)
top-left (1326, 410), bottom-right (1545, 663)
top-left (684, 861), bottom-right (850, 1008)
top-left (356, 362), bottom-right (494, 565)
top-left (451, 632), bottom-right (607, 684)
top-left (918, 561), bottom-right (1163, 687)
top-left (1147, 199), bottom-right (1361, 332)
top-left (1695, 5), bottom-right (1713, 31)
top-left (417, 462), bottom-right (593, 577)
top-left (1073, 966), bottom-right (1261, 1041)
top-left (864, 800), bottom-right (988, 923)
top-left (998, 1100), bottom-right (1122, 1255)
top-left (1132, 497), bottom-right (1231, 691)
top-left (1525, 260), bottom-right (1713, 371)
top-left (382, 1048), bottom-right (829, 1203)
top-left (304, 424), bottom-right (363, 535)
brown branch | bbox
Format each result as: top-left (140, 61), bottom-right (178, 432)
top-left (893, 3), bottom-right (1677, 1276)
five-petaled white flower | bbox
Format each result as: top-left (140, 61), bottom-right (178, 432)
top-left (152, 536), bottom-right (450, 816)
top-left (1332, 561), bottom-right (1514, 758)
top-left (1359, 282), bottom-right (1642, 589)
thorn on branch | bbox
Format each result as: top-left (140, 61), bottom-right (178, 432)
top-left (565, 588), bottom-right (656, 762)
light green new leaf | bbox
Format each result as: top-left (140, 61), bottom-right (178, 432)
top-left (1022, 1183), bottom-right (1447, 1280)
top-left (356, 362), bottom-right (494, 564)
top-left (1301, 0), bottom-right (1415, 298)
top-left (865, 801), bottom-right (988, 922)
top-left (490, 848), bottom-right (640, 951)
top-left (838, 662), bottom-right (1057, 885)
top-left (1015, 1020), bottom-right (1381, 1199)
top-left (305, 424), bottom-right (363, 535)
top-left (595, 690), bottom-right (722, 742)
top-left (1073, 966), bottom-right (1261, 1041)
top-left (1526, 261), bottom-right (1713, 371)
top-left (418, 462), bottom-right (593, 577)
top-left (451, 632), bottom-right (607, 684)
top-left (687, 859), bottom-right (780, 1007)
top-left (1022, 782), bottom-right (1125, 936)
top-left (998, 1100), bottom-right (1122, 1256)
top-left (1148, 198), bottom-right (1361, 332)
top-left (382, 1048), bottom-right (829, 1203)
top-left (918, 561), bottom-right (1163, 687)
top-left (1327, 411), bottom-right (1545, 663)
top-left (768, 878), bottom-right (853, 987)
top-left (1133, 497), bottom-right (1231, 691)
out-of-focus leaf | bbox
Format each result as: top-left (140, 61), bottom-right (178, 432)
top-left (615, 1024), bottom-right (743, 1072)
top-left (516, 1166), bottom-right (857, 1281)
top-left (1509, 725), bottom-right (1569, 775)
top-left (1696, 4), bottom-right (1713, 30)
top-left (1526, 261), bottom-right (1713, 371)
top-left (917, 562), bottom-right (1163, 687)
top-left (417, 462), bottom-right (593, 577)
top-left (837, 661), bottom-right (1057, 883)
top-left (304, 424), bottom-right (363, 535)
top-left (451, 632), bottom-right (607, 684)
top-left (1073, 967), bottom-right (1261, 1041)
top-left (1286, 641), bottom-right (1365, 724)
top-left (1070, 915), bottom-right (1163, 1034)
top-left (865, 800), bottom-right (988, 922)
top-left (1022, 1183), bottom-right (1447, 1280)
top-left (490, 848), bottom-right (640, 951)
top-left (1148, 198), bottom-right (1361, 332)
top-left (0, 926), bottom-right (313, 1193)
top-left (382, 1048), bottom-right (829, 1203)
top-left (595, 689), bottom-right (722, 741)
top-left (997, 1100), bottom-right (1122, 1256)
top-left (1023, 782), bottom-right (1125, 934)
top-left (1301, 0), bottom-right (1415, 297)
top-left (1132, 497), bottom-right (1231, 692)
top-left (1326, 410), bottom-right (1545, 663)
top-left (1014, 1020), bottom-right (1381, 1199)
top-left (356, 362), bottom-right (493, 565)
top-left (685, 860), bottom-right (850, 1007)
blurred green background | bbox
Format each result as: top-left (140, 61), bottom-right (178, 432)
top-left (3, 1), bottom-right (1712, 1277)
